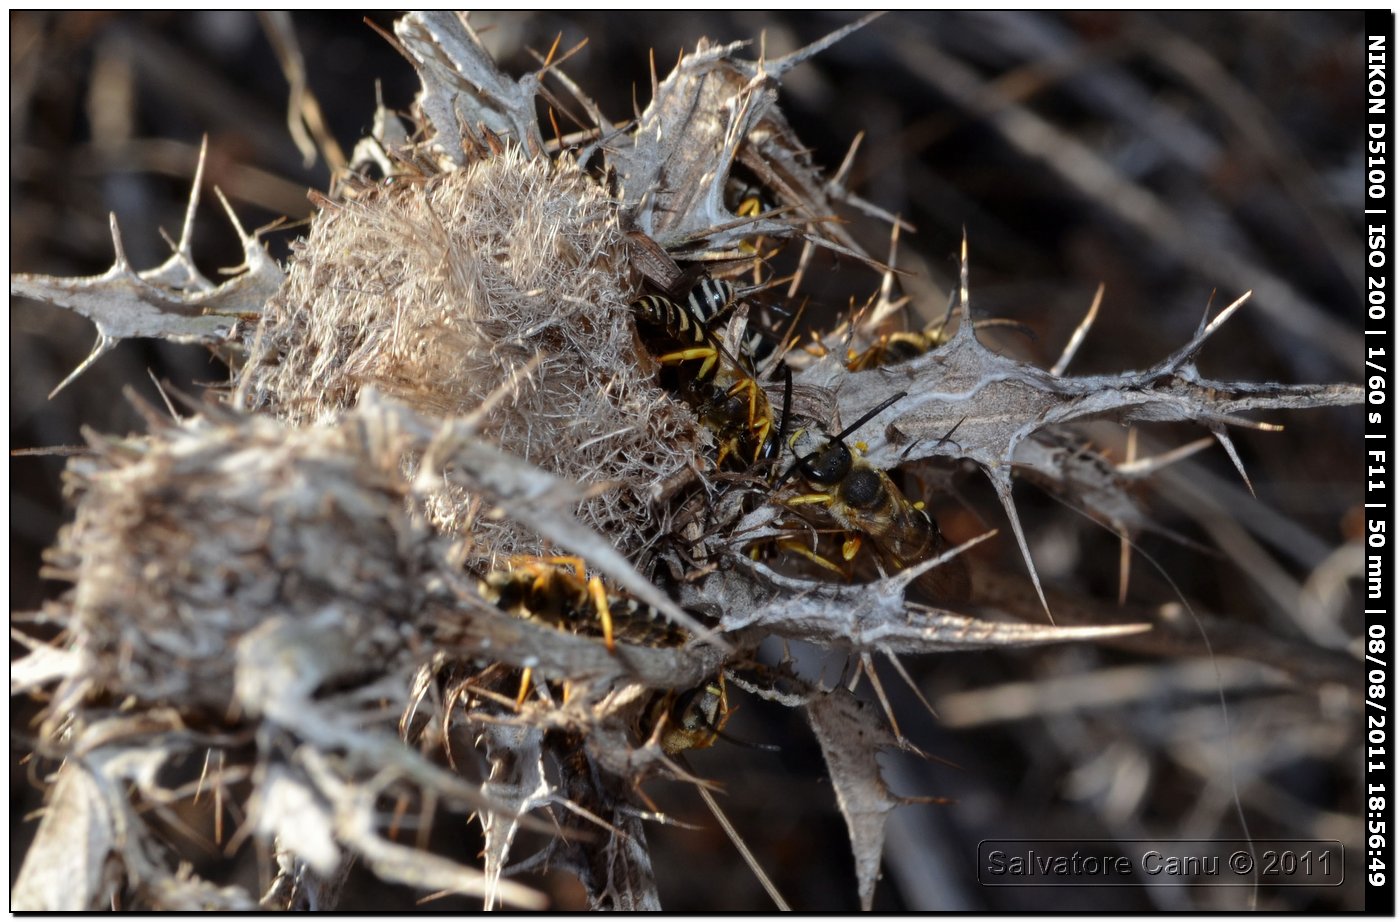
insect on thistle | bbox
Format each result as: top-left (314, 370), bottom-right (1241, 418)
top-left (846, 312), bottom-right (1034, 371)
top-left (632, 279), bottom-right (779, 467)
top-left (648, 675), bottom-right (733, 755)
top-left (478, 556), bottom-right (688, 653)
top-left (776, 394), bottom-right (970, 601)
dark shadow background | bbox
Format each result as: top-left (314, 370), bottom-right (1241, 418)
top-left (11, 11), bottom-right (1366, 910)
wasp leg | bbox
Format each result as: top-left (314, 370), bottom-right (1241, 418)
top-left (710, 675), bottom-right (732, 739)
top-left (658, 346), bottom-right (719, 379)
top-left (587, 576), bottom-right (615, 652)
top-left (725, 377), bottom-right (771, 462)
top-left (777, 538), bottom-right (846, 575)
top-left (736, 196), bottom-right (765, 255)
top-left (841, 533), bottom-right (863, 561)
top-left (529, 554), bottom-right (587, 579)
top-left (750, 414), bottom-right (772, 463)
top-left (515, 667), bottom-right (533, 709)
top-left (784, 492), bottom-right (835, 507)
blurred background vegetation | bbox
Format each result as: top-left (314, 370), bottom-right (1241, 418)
top-left (11, 12), bottom-right (1365, 910)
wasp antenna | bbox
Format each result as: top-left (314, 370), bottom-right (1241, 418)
top-left (771, 455), bottom-right (802, 494)
top-left (716, 728), bottom-right (782, 752)
top-left (775, 363), bottom-right (794, 452)
top-left (834, 390), bottom-right (907, 443)
top-left (932, 414), bottom-right (968, 452)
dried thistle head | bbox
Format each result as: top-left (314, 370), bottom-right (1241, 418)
top-left (45, 411), bottom-right (419, 721)
top-left (9, 11), bottom-right (1366, 914)
top-left (244, 149), bottom-right (701, 562)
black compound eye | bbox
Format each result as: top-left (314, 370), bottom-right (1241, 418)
top-left (670, 687), bottom-right (703, 728)
top-left (798, 441), bottom-right (851, 485)
top-left (841, 468), bottom-right (884, 509)
top-left (672, 684), bottom-right (722, 730)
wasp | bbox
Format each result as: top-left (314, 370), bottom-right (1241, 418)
top-left (777, 395), bottom-right (969, 600)
top-left (633, 277), bottom-right (775, 370)
top-left (726, 175), bottom-right (770, 222)
top-left (846, 323), bottom-right (954, 372)
top-left (478, 556), bottom-right (687, 652)
top-left (632, 278), bottom-right (736, 365)
top-left (632, 280), bottom-right (778, 466)
top-left (846, 314), bottom-right (1034, 371)
top-left (480, 558), bottom-right (733, 756)
top-left (724, 171), bottom-right (777, 257)
top-left (647, 675), bottom-right (732, 755)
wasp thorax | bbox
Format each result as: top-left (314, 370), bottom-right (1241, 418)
top-left (840, 467), bottom-right (884, 509)
top-left (714, 392), bottom-right (748, 420)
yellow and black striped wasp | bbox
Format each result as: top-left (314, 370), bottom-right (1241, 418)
top-left (647, 674), bottom-right (732, 755)
top-left (846, 310), bottom-right (1034, 372)
top-left (845, 322), bottom-right (955, 372)
top-left (634, 277), bottom-right (779, 374)
top-left (479, 556), bottom-right (712, 712)
top-left (632, 278), bottom-right (782, 467)
top-left (725, 170), bottom-right (780, 260)
top-left (478, 556), bottom-right (688, 653)
top-left (726, 176), bottom-right (770, 223)
top-left (479, 558), bottom-right (738, 754)
top-left (774, 394), bottom-right (970, 601)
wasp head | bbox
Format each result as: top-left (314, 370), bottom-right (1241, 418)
top-left (789, 426), bottom-right (852, 486)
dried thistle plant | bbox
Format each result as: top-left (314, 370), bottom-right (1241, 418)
top-left (11, 12), bottom-right (1365, 911)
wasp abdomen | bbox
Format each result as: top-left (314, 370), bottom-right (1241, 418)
top-left (632, 294), bottom-right (706, 345)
